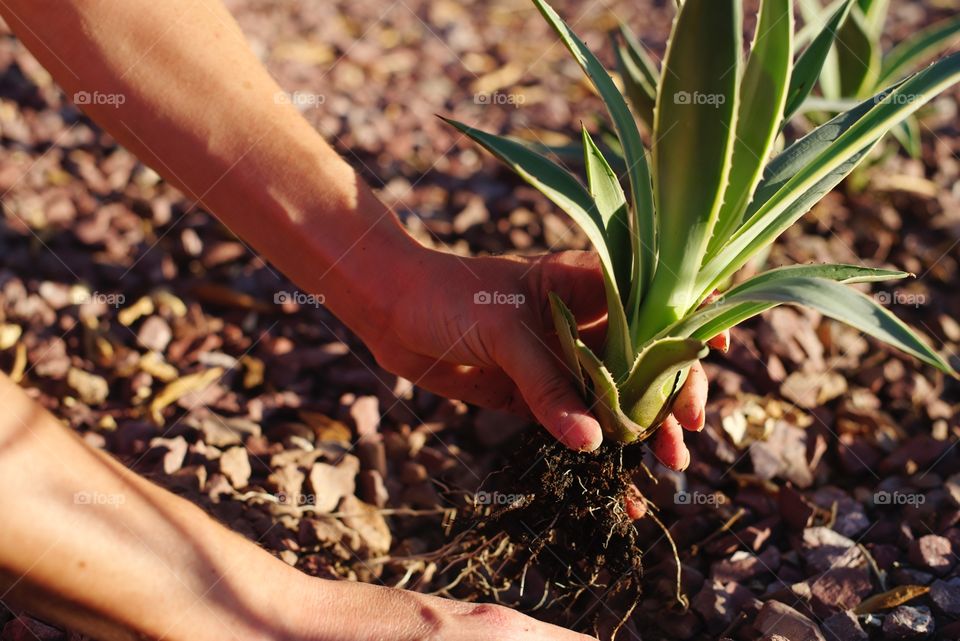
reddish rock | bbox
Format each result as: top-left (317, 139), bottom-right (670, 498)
top-left (1, 616), bottom-right (64, 641)
top-left (711, 546), bottom-right (781, 583)
top-left (809, 567), bottom-right (873, 618)
top-left (359, 469), bottom-right (389, 508)
top-left (349, 395), bottom-right (381, 439)
top-left (802, 527), bottom-right (865, 574)
top-left (882, 605), bottom-right (934, 639)
top-left (930, 579), bottom-right (960, 617)
top-left (137, 316), bottom-right (172, 352)
top-left (755, 600), bottom-right (825, 641)
top-left (908, 535), bottom-right (954, 576)
top-left (147, 436), bottom-right (188, 474)
top-left (356, 439), bottom-right (387, 477)
top-left (307, 456), bottom-right (359, 513)
top-left (691, 581), bottom-right (754, 633)
top-left (822, 610), bottom-right (868, 641)
top-left (219, 446), bottom-right (252, 489)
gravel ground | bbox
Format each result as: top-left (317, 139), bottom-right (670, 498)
top-left (0, 0), bottom-right (959, 639)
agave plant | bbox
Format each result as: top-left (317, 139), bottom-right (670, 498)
top-left (615, 0), bottom-right (960, 148)
top-left (444, 0), bottom-right (960, 444)
top-left (795, 0), bottom-right (960, 155)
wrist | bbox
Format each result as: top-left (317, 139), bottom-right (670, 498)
top-left (160, 505), bottom-right (307, 641)
top-left (240, 140), bottom-right (430, 343)
top-left (307, 183), bottom-right (430, 343)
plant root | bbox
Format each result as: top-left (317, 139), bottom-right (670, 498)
top-left (401, 430), bottom-right (679, 639)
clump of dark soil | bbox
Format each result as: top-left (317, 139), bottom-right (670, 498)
top-left (433, 431), bottom-right (673, 638)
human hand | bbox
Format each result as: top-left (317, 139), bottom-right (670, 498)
top-left (297, 580), bottom-right (595, 641)
top-left (366, 248), bottom-right (728, 468)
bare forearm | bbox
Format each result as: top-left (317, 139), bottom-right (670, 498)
top-left (0, 0), bottom-right (425, 339)
top-left (0, 374), bottom-right (302, 641)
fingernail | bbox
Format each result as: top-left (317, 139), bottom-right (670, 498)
top-left (679, 449), bottom-right (691, 471)
top-left (694, 408), bottom-right (705, 432)
top-left (579, 429), bottom-right (603, 453)
top-left (624, 490), bottom-right (647, 520)
top-left (558, 413), bottom-right (602, 452)
top-left (708, 332), bottom-right (729, 353)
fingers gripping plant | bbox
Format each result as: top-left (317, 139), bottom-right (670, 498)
top-left (445, 0), bottom-right (960, 444)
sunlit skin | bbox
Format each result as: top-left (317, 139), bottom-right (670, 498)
top-left (0, 0), bottom-right (727, 639)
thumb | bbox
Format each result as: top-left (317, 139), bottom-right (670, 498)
top-left (496, 331), bottom-right (603, 452)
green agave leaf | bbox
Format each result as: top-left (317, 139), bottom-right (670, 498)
top-left (574, 339), bottom-right (646, 443)
top-left (582, 125), bottom-right (631, 305)
top-left (700, 142), bottom-right (877, 299)
top-left (856, 0), bottom-right (890, 39)
top-left (798, 96), bottom-right (862, 113)
top-left (548, 292), bottom-right (585, 396)
top-left (797, 0), bottom-right (824, 23)
top-left (708, 0), bottom-right (794, 260)
top-left (820, 41), bottom-right (843, 100)
top-left (744, 84), bottom-right (894, 215)
top-left (878, 14), bottom-right (960, 87)
top-left (699, 53), bottom-right (960, 298)
top-left (675, 276), bottom-right (955, 374)
top-left (532, 0), bottom-right (656, 307)
top-left (618, 338), bottom-right (707, 430)
top-left (442, 118), bottom-right (635, 376)
top-left (675, 263), bottom-right (908, 339)
top-left (443, 118), bottom-right (608, 263)
top-left (633, 0), bottom-right (741, 341)
top-left (599, 128), bottom-right (625, 163)
top-left (733, 262), bottom-right (910, 286)
top-left (581, 128), bottom-right (635, 375)
top-left (834, 6), bottom-right (881, 98)
top-left (613, 22), bottom-right (660, 130)
top-left (796, 0), bottom-right (846, 49)
top-left (784, 0), bottom-right (857, 121)
top-left (890, 117), bottom-right (922, 158)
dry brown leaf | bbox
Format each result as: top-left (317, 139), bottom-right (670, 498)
top-left (9, 343), bottom-right (26, 382)
top-left (301, 411), bottom-right (352, 446)
top-left (853, 585), bottom-right (930, 614)
top-left (149, 367), bottom-right (223, 424)
top-left (67, 367), bottom-right (109, 405)
top-left (469, 62), bottom-right (524, 95)
top-left (189, 283), bottom-right (272, 312)
top-left (118, 295), bottom-right (154, 326)
top-left (240, 355), bottom-right (264, 389)
top-left (153, 290), bottom-right (188, 317)
top-left (140, 351), bottom-right (179, 382)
